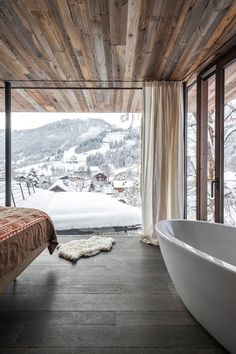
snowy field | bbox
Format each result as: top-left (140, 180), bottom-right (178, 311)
top-left (17, 189), bottom-right (141, 230)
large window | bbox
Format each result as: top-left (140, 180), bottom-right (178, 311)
top-left (186, 84), bottom-right (197, 219)
top-left (186, 49), bottom-right (236, 225)
top-left (10, 108), bottom-right (142, 231)
top-left (0, 90), bottom-right (4, 206)
top-left (206, 75), bottom-right (216, 222)
top-left (224, 60), bottom-right (236, 225)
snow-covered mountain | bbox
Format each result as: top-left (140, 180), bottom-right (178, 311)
top-left (0, 118), bottom-right (140, 175)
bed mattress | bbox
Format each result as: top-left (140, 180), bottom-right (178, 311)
top-left (0, 207), bottom-right (58, 278)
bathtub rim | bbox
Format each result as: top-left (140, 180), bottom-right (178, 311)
top-left (155, 219), bottom-right (236, 274)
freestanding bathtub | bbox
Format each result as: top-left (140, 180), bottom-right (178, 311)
top-left (155, 219), bottom-right (236, 353)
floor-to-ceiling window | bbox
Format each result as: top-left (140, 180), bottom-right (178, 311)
top-left (224, 60), bottom-right (236, 225)
top-left (5, 87), bottom-right (142, 232)
top-left (0, 89), bottom-right (4, 206)
top-left (206, 75), bottom-right (216, 222)
top-left (186, 49), bottom-right (236, 225)
top-left (186, 83), bottom-right (197, 219)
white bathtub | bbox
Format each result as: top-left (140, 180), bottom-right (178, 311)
top-left (155, 219), bottom-right (236, 353)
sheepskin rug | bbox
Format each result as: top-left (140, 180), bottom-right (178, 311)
top-left (57, 236), bottom-right (116, 262)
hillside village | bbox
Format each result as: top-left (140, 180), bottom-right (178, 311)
top-left (0, 116), bottom-right (141, 210)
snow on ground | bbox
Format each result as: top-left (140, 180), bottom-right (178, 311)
top-left (17, 189), bottom-right (141, 230)
top-left (104, 131), bottom-right (124, 142)
top-left (15, 158), bottom-right (83, 174)
top-left (79, 126), bottom-right (103, 140)
top-left (15, 141), bottom-right (111, 174)
top-left (224, 170), bottom-right (236, 181)
top-left (62, 143), bottom-right (110, 165)
top-left (62, 146), bottom-right (80, 162)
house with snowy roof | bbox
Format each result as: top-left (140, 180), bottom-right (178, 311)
top-left (48, 180), bottom-right (70, 193)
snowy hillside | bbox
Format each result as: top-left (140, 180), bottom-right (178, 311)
top-left (0, 118), bottom-right (113, 168)
top-left (0, 118), bottom-right (140, 180)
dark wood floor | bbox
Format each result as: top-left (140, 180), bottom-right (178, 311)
top-left (0, 235), bottom-right (227, 353)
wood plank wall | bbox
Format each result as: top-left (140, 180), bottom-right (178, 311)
top-left (0, 0), bottom-right (235, 112)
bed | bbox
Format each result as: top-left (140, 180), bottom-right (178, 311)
top-left (0, 206), bottom-right (58, 294)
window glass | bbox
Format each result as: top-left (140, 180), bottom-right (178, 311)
top-left (224, 60), bottom-right (236, 225)
top-left (186, 84), bottom-right (197, 219)
top-left (206, 75), bottom-right (216, 222)
top-left (0, 90), bottom-right (4, 206)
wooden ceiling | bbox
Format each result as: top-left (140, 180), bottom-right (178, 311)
top-left (0, 0), bottom-right (236, 112)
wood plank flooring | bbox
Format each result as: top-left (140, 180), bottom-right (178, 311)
top-left (0, 235), bottom-right (227, 353)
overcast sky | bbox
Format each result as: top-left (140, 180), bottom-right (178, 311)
top-left (0, 112), bottom-right (141, 130)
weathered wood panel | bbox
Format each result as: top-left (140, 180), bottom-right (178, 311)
top-left (0, 0), bottom-right (235, 112)
top-left (0, 89), bottom-right (142, 113)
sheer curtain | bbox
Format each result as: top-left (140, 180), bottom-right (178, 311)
top-left (141, 81), bottom-right (184, 245)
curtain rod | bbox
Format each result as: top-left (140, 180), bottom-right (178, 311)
top-left (2, 79), bottom-right (144, 83)
top-left (0, 86), bottom-right (143, 90)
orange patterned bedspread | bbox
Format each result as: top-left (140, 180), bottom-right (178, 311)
top-left (0, 207), bottom-right (58, 277)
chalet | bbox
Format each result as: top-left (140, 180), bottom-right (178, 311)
top-left (16, 175), bottom-right (26, 183)
top-left (73, 170), bottom-right (90, 179)
top-left (40, 180), bottom-right (50, 190)
top-left (93, 173), bottom-right (108, 183)
top-left (114, 172), bottom-right (127, 181)
top-left (48, 180), bottom-right (69, 193)
top-left (66, 155), bottom-right (78, 164)
top-left (1, 1), bottom-right (236, 353)
top-left (89, 173), bottom-right (108, 192)
top-left (113, 180), bottom-right (134, 193)
top-left (59, 176), bottom-right (69, 180)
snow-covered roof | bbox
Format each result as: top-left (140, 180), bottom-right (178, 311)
top-left (49, 180), bottom-right (70, 192)
top-left (94, 173), bottom-right (107, 180)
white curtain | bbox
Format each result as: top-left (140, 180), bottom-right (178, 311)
top-left (141, 81), bottom-right (184, 245)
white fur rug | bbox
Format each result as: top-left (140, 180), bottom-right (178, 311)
top-left (57, 236), bottom-right (116, 262)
